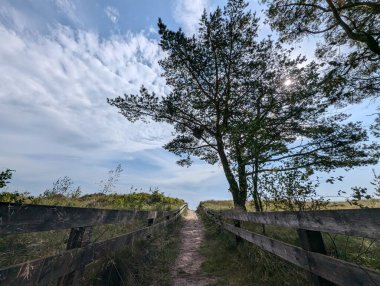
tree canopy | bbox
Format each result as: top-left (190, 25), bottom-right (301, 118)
top-left (109, 0), bottom-right (378, 210)
top-left (261, 0), bottom-right (380, 105)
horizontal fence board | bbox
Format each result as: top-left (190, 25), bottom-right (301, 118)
top-left (210, 207), bottom-right (380, 239)
top-left (0, 204), bottom-right (186, 286)
top-left (0, 203), bottom-right (175, 235)
top-left (203, 208), bottom-right (380, 286)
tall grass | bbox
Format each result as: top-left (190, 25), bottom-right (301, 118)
top-left (0, 191), bottom-right (185, 285)
top-left (0, 190), bottom-right (185, 210)
top-left (202, 198), bottom-right (380, 211)
top-left (199, 199), bottom-right (380, 285)
top-left (198, 210), bottom-right (310, 285)
top-left (82, 216), bottom-right (184, 286)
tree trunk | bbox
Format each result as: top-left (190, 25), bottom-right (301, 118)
top-left (233, 190), bottom-right (247, 211)
top-left (235, 142), bottom-right (248, 211)
top-left (231, 184), bottom-right (246, 245)
top-left (216, 137), bottom-right (247, 211)
top-left (252, 160), bottom-right (266, 234)
top-left (252, 160), bottom-right (261, 212)
top-left (215, 137), bottom-right (248, 244)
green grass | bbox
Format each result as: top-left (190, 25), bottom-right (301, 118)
top-left (0, 190), bottom-right (185, 210)
top-left (202, 198), bottom-right (380, 211)
top-left (0, 190), bottom-right (185, 285)
top-left (198, 210), bottom-right (310, 285)
top-left (82, 215), bottom-right (184, 286)
top-left (199, 199), bottom-right (380, 285)
top-left (0, 219), bottom-right (147, 268)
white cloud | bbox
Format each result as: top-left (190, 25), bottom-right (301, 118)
top-left (148, 26), bottom-right (157, 35)
top-left (117, 149), bottom-right (228, 208)
top-left (0, 23), bottom-right (175, 182)
top-left (172, 0), bottom-right (209, 35)
top-left (0, 21), bottom-right (230, 206)
top-left (0, 24), bottom-right (171, 149)
top-left (105, 6), bottom-right (119, 24)
top-left (0, 2), bottom-right (42, 33)
top-left (55, 0), bottom-right (78, 23)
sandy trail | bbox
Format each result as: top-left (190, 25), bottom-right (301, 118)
top-left (172, 210), bottom-right (217, 286)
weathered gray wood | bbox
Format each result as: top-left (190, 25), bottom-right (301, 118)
top-left (297, 229), bottom-right (334, 286)
top-left (0, 202), bottom-right (174, 235)
top-left (0, 204), bottom-right (187, 286)
top-left (147, 211), bottom-right (157, 226)
top-left (211, 207), bottom-right (380, 239)
top-left (66, 227), bottom-right (86, 249)
top-left (57, 226), bottom-right (93, 286)
top-left (233, 219), bottom-right (243, 245)
top-left (218, 221), bottom-right (380, 286)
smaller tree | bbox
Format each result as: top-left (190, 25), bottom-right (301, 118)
top-left (43, 176), bottom-right (81, 198)
top-left (259, 167), bottom-right (328, 211)
top-left (98, 164), bottom-right (123, 194)
top-left (0, 169), bottom-right (14, 189)
top-left (371, 170), bottom-right (380, 197)
top-left (336, 169), bottom-right (380, 208)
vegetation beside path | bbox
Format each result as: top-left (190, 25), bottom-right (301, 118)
top-left (198, 208), bottom-right (309, 286)
top-left (199, 200), bottom-right (380, 285)
top-left (84, 214), bottom-right (184, 286)
top-left (0, 191), bottom-right (185, 285)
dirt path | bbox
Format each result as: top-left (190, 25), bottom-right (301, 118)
top-left (172, 210), bottom-right (217, 286)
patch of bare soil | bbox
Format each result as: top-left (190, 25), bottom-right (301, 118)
top-left (172, 210), bottom-right (217, 286)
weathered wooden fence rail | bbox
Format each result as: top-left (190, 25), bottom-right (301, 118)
top-left (201, 205), bottom-right (380, 286)
top-left (0, 202), bottom-right (187, 285)
top-left (0, 202), bottom-right (176, 235)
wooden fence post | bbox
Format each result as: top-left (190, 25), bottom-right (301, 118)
top-left (233, 220), bottom-right (243, 245)
top-left (57, 226), bottom-right (92, 286)
top-left (147, 211), bottom-right (157, 226)
top-left (146, 211), bottom-right (157, 239)
top-left (297, 229), bottom-right (335, 286)
top-left (66, 227), bottom-right (86, 249)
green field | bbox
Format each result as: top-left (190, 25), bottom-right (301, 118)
top-left (201, 198), bottom-right (380, 211)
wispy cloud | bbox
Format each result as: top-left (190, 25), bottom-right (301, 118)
top-left (0, 2), bottom-right (42, 33)
top-left (0, 24), bottom-right (171, 149)
top-left (172, 0), bottom-right (209, 35)
top-left (0, 22), bottom-right (176, 186)
top-left (55, 0), bottom-right (78, 23)
top-left (0, 19), bottom-right (229, 207)
top-left (105, 6), bottom-right (119, 24)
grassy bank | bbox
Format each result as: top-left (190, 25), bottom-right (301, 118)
top-left (0, 190), bottom-right (184, 210)
top-left (198, 210), bottom-right (309, 285)
top-left (199, 199), bottom-right (380, 285)
top-left (201, 198), bottom-right (380, 211)
top-left (0, 191), bottom-right (185, 285)
top-left (82, 214), bottom-right (184, 286)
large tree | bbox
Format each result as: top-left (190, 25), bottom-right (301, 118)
top-left (261, 0), bottom-right (380, 106)
top-left (109, 0), bottom-right (377, 210)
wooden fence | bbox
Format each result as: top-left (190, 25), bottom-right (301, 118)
top-left (0, 202), bottom-right (187, 286)
top-left (201, 205), bottom-right (380, 286)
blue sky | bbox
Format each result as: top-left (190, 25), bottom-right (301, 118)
top-left (0, 0), bottom-right (379, 208)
